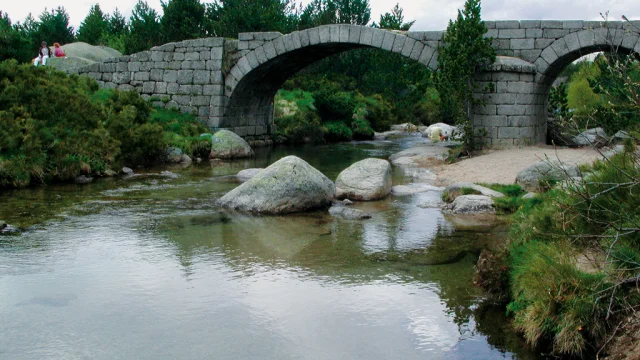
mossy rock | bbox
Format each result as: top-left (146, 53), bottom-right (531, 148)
top-left (209, 130), bottom-right (253, 159)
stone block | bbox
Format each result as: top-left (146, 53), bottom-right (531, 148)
top-left (424, 31), bottom-right (444, 41)
top-left (191, 96), bottom-right (210, 106)
top-left (359, 26), bottom-right (374, 46)
top-left (563, 20), bottom-right (584, 29)
top-left (550, 38), bottom-right (569, 57)
top-left (177, 70), bottom-right (194, 84)
top-left (486, 93), bottom-right (517, 105)
top-left (410, 42), bottom-right (425, 61)
top-left (541, 20), bottom-right (563, 29)
top-left (168, 61), bottom-right (182, 70)
top-left (498, 29), bottom-right (525, 38)
top-left (128, 62), bottom-right (141, 72)
top-left (150, 51), bottom-right (163, 62)
top-left (407, 31), bottom-right (424, 41)
top-left (428, 52), bottom-right (438, 70)
top-left (282, 34), bottom-right (295, 52)
top-left (318, 25), bottom-right (331, 43)
top-left (485, 21), bottom-right (496, 29)
top-left (543, 29), bottom-right (570, 38)
top-left (392, 35), bottom-right (406, 53)
top-left (535, 38), bottom-right (555, 49)
top-left (142, 82), bottom-right (155, 93)
top-left (204, 38), bottom-right (224, 47)
top-left (150, 69), bottom-right (163, 81)
top-left (206, 59), bottom-right (222, 71)
top-left (496, 49), bottom-right (515, 57)
top-left (263, 42), bottom-right (277, 59)
top-left (339, 24), bottom-right (350, 42)
top-left (175, 47), bottom-right (186, 53)
top-left (496, 20), bottom-right (520, 29)
top-left (193, 70), bottom-right (211, 84)
top-left (180, 106), bottom-right (196, 115)
top-left (239, 33), bottom-right (253, 41)
top-left (116, 62), bottom-right (128, 72)
top-left (237, 57), bottom-right (252, 75)
top-left (520, 73), bottom-right (534, 82)
top-left (246, 51), bottom-right (259, 69)
top-left (140, 62), bottom-right (153, 71)
top-left (507, 82), bottom-right (533, 93)
top-left (577, 29), bottom-right (595, 48)
top-left (476, 104), bottom-right (497, 115)
top-left (185, 52), bottom-right (200, 61)
top-left (510, 38), bottom-right (534, 50)
top-left (117, 84), bottom-right (134, 91)
top-left (525, 29), bottom-right (543, 38)
top-left (211, 71), bottom-right (223, 84)
top-left (200, 51), bottom-right (211, 60)
top-left (102, 73), bottom-right (113, 82)
top-left (517, 49), bottom-right (542, 62)
top-left (309, 27), bottom-right (321, 45)
top-left (238, 41), bottom-right (249, 51)
top-left (172, 95), bottom-right (191, 106)
top-left (178, 85), bottom-right (192, 95)
top-left (299, 29), bottom-right (310, 47)
top-left (348, 26), bottom-right (362, 43)
top-left (498, 127), bottom-right (520, 138)
top-left (563, 32), bottom-right (581, 52)
top-left (481, 115), bottom-right (509, 127)
top-left (492, 72), bottom-right (520, 81)
top-left (329, 25), bottom-right (340, 43)
top-left (210, 96), bottom-right (226, 107)
top-left (273, 37), bottom-right (286, 55)
top-left (520, 20), bottom-right (541, 28)
top-left (203, 85), bottom-right (222, 96)
top-left (211, 47), bottom-right (223, 60)
top-left (163, 70), bottom-right (178, 83)
top-left (112, 72), bottom-right (131, 84)
top-left (492, 39), bottom-right (510, 49)
top-left (371, 29), bottom-right (385, 47)
top-left (290, 31), bottom-right (302, 49)
top-left (163, 53), bottom-right (173, 62)
top-left (134, 72), bottom-right (150, 81)
top-left (540, 46), bottom-right (558, 65)
top-left (418, 46), bottom-right (435, 66)
top-left (155, 82), bottom-right (168, 94)
top-left (381, 32), bottom-right (395, 51)
top-left (248, 40), bottom-right (263, 49)
top-left (401, 37), bottom-right (417, 57)
top-left (622, 33), bottom-right (639, 51)
top-left (484, 29), bottom-right (498, 39)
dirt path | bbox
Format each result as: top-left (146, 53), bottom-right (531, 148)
top-left (432, 146), bottom-right (602, 185)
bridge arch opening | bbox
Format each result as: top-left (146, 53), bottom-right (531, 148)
top-left (219, 25), bottom-right (438, 137)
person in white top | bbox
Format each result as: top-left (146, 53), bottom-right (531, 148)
top-left (33, 41), bottom-right (50, 66)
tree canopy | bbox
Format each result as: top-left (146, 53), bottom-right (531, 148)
top-left (77, 4), bottom-right (108, 45)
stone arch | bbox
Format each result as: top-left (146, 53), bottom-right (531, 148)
top-left (220, 25), bottom-right (439, 134)
top-left (534, 27), bottom-right (640, 89)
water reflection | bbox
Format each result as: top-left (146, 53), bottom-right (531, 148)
top-left (0, 138), bottom-right (537, 360)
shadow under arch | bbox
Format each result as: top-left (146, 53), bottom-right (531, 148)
top-left (220, 25), bottom-right (439, 132)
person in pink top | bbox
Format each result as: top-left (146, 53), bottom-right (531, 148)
top-left (53, 43), bottom-right (66, 57)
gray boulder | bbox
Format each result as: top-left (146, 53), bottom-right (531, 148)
top-left (74, 175), bottom-right (93, 184)
top-left (217, 156), bottom-right (335, 214)
top-left (210, 130), bottom-right (253, 159)
top-left (444, 183), bottom-right (505, 201)
top-left (237, 168), bottom-right (263, 182)
top-left (423, 123), bottom-right (459, 140)
top-left (445, 195), bottom-right (495, 214)
top-left (572, 127), bottom-right (609, 147)
top-left (516, 160), bottom-right (580, 192)
top-left (335, 158), bottom-right (392, 201)
top-left (165, 147), bottom-right (184, 163)
top-left (391, 123), bottom-right (419, 132)
top-left (389, 144), bottom-right (450, 167)
top-left (374, 130), bottom-right (404, 140)
top-left (122, 167), bottom-right (134, 175)
top-left (329, 206), bottom-right (372, 220)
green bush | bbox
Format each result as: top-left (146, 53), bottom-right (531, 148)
top-left (350, 107), bottom-right (375, 139)
top-left (275, 111), bottom-right (325, 143)
top-left (324, 121), bottom-right (353, 142)
top-left (362, 94), bottom-right (395, 132)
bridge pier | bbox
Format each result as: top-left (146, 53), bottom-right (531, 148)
top-left (473, 57), bottom-right (546, 146)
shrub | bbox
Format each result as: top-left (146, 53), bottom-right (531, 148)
top-left (350, 107), bottom-right (375, 139)
top-left (362, 94), bottom-right (395, 132)
top-left (275, 110), bottom-right (325, 143)
top-left (324, 121), bottom-right (353, 142)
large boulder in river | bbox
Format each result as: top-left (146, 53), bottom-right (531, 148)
top-left (209, 130), bottom-right (253, 159)
top-left (335, 158), bottom-right (392, 201)
top-left (516, 160), bottom-right (580, 192)
top-left (445, 195), bottom-right (495, 214)
top-left (236, 168), bottom-right (263, 182)
top-left (217, 156), bottom-right (335, 214)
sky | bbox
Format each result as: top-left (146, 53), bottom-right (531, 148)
top-left (2, 0), bottom-right (640, 31)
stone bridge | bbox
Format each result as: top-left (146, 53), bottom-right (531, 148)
top-left (77, 20), bottom-right (640, 146)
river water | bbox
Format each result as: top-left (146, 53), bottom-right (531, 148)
top-left (0, 136), bottom-right (541, 360)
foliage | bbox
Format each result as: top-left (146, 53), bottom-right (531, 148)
top-left (125, 0), bottom-right (163, 55)
top-left (0, 12), bottom-right (32, 63)
top-left (161, 0), bottom-right (206, 42)
top-left (77, 4), bottom-right (108, 45)
top-left (324, 121), bottom-right (353, 142)
top-left (350, 106), bottom-right (375, 139)
top-left (205, 0), bottom-right (298, 37)
top-left (298, 0), bottom-right (338, 29)
top-left (435, 0), bottom-right (495, 151)
top-left (33, 7), bottom-right (75, 47)
top-left (374, 3), bottom-right (414, 30)
top-left (106, 9), bottom-right (128, 37)
top-left (333, 0), bottom-right (371, 25)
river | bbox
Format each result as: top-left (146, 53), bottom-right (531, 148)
top-left (0, 136), bottom-right (541, 360)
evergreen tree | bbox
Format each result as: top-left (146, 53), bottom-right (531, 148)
top-left (435, 0), bottom-right (495, 150)
top-left (298, 0), bottom-right (338, 29)
top-left (161, 0), bottom-right (206, 42)
top-left (0, 12), bottom-right (32, 62)
top-left (77, 4), bottom-right (108, 45)
top-left (206, 0), bottom-right (297, 37)
top-left (34, 7), bottom-right (75, 45)
top-left (106, 8), bottom-right (127, 37)
top-left (375, 3), bottom-right (414, 30)
top-left (124, 0), bottom-right (162, 54)
top-left (334, 0), bottom-right (370, 25)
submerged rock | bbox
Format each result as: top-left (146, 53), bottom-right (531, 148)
top-left (374, 130), bottom-right (405, 140)
top-left (572, 127), bottom-right (609, 147)
top-left (165, 147), bottom-right (184, 163)
top-left (392, 183), bottom-right (443, 196)
top-left (122, 167), bottom-right (134, 175)
top-left (236, 168), bottom-right (263, 183)
top-left (74, 175), bottom-right (93, 184)
top-left (335, 158), bottom-right (392, 201)
top-left (217, 156), bottom-right (335, 214)
top-left (390, 123), bottom-right (419, 132)
top-left (160, 171), bottom-right (179, 179)
top-left (445, 195), bottom-right (495, 214)
top-left (516, 160), bottom-right (580, 192)
top-left (444, 183), bottom-right (505, 201)
top-left (389, 144), bottom-right (450, 167)
top-left (328, 205), bottom-right (372, 220)
top-left (209, 130), bottom-right (253, 159)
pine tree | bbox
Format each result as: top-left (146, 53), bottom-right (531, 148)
top-left (298, 0), bottom-right (338, 29)
top-left (77, 4), bottom-right (107, 45)
top-left (124, 0), bottom-right (162, 54)
top-left (161, 0), bottom-right (206, 42)
top-left (376, 3), bottom-right (414, 31)
top-left (206, 0), bottom-right (297, 37)
top-left (435, 0), bottom-right (495, 150)
top-left (334, 0), bottom-right (370, 25)
top-left (0, 12), bottom-right (32, 62)
top-left (106, 8), bottom-right (127, 37)
top-left (34, 7), bottom-right (75, 46)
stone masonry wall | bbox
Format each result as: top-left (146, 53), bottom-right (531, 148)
top-left (75, 38), bottom-right (227, 130)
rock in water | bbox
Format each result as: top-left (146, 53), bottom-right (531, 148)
top-left (516, 160), bottom-right (580, 192)
top-left (74, 175), bottom-right (93, 184)
top-left (237, 168), bottom-right (264, 182)
top-left (445, 195), bottom-right (495, 214)
top-left (217, 156), bottom-right (335, 214)
top-left (328, 206), bottom-right (372, 220)
top-left (165, 147), bottom-right (184, 163)
top-left (335, 158), bottom-right (392, 201)
top-left (210, 130), bottom-right (253, 159)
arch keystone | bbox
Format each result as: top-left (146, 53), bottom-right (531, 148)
top-left (348, 25), bottom-right (362, 43)
top-left (318, 25), bottom-right (331, 43)
top-left (329, 25), bottom-right (340, 42)
top-left (339, 25), bottom-right (350, 42)
top-left (359, 27), bottom-right (374, 45)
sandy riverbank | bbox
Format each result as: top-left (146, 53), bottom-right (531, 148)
top-left (431, 145), bottom-right (602, 185)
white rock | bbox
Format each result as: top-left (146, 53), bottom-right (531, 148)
top-left (392, 184), bottom-right (443, 196)
top-left (237, 168), bottom-right (263, 182)
top-left (210, 130), bottom-right (254, 159)
top-left (445, 195), bottom-right (496, 214)
top-left (516, 160), bottom-right (580, 192)
top-left (328, 206), bottom-right (372, 220)
top-left (444, 183), bottom-right (505, 200)
top-left (572, 127), bottom-right (609, 147)
top-left (335, 158), bottom-right (392, 201)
